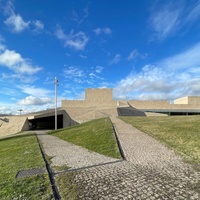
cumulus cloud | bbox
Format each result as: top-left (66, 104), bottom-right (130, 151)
top-left (94, 27), bottom-right (112, 35)
top-left (55, 28), bottom-right (89, 50)
top-left (0, 49), bottom-right (42, 75)
top-left (4, 13), bottom-right (30, 33)
top-left (18, 96), bottom-right (53, 106)
top-left (3, 1), bottom-right (44, 33)
top-left (0, 104), bottom-right (16, 115)
top-left (114, 42), bottom-right (200, 100)
top-left (3, 1), bottom-right (29, 33)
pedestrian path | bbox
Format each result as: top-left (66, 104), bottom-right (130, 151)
top-left (110, 116), bottom-right (187, 172)
top-left (37, 132), bottom-right (119, 171)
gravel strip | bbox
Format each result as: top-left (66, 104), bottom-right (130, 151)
top-left (37, 132), bottom-right (119, 170)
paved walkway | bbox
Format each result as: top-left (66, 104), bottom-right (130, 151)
top-left (37, 132), bottom-right (119, 171)
top-left (38, 118), bottom-right (200, 199)
top-left (110, 116), bottom-right (188, 172)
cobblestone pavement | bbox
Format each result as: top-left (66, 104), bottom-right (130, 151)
top-left (55, 117), bottom-right (200, 199)
top-left (37, 132), bottom-right (119, 170)
top-left (110, 116), bottom-right (189, 172)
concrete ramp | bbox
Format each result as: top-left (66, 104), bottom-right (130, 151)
top-left (0, 116), bottom-right (29, 137)
top-left (117, 107), bottom-right (146, 116)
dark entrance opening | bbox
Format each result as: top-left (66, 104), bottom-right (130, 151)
top-left (29, 115), bottom-right (63, 130)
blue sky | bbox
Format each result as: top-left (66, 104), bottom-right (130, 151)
top-left (1, 0), bottom-right (200, 115)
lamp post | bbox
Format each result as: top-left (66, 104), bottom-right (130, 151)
top-left (18, 109), bottom-right (23, 115)
top-left (54, 77), bottom-right (59, 130)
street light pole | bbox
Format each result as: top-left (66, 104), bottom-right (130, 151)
top-left (54, 77), bottom-right (58, 130)
top-left (18, 109), bottom-right (23, 115)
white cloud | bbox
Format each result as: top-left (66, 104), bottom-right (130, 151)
top-left (127, 49), bottom-right (139, 61)
top-left (0, 49), bottom-right (22, 66)
top-left (0, 43), bottom-right (5, 51)
top-left (18, 96), bottom-right (53, 106)
top-left (149, 3), bottom-right (181, 40)
top-left (55, 28), bottom-right (89, 50)
top-left (114, 42), bottom-right (200, 100)
top-left (79, 54), bottom-right (87, 59)
top-left (32, 20), bottom-right (44, 33)
top-left (0, 35), bottom-right (6, 51)
top-left (62, 65), bottom-right (104, 89)
top-left (149, 1), bottom-right (200, 40)
top-left (19, 85), bottom-right (53, 97)
top-left (109, 54), bottom-right (121, 65)
top-left (0, 104), bottom-right (16, 115)
top-left (3, 1), bottom-right (44, 34)
top-left (94, 27), bottom-right (112, 35)
top-left (186, 0), bottom-right (200, 22)
top-left (0, 86), bottom-right (19, 97)
top-left (158, 42), bottom-right (200, 70)
top-left (72, 6), bottom-right (89, 24)
top-left (95, 66), bottom-right (103, 73)
top-left (63, 66), bottom-right (84, 77)
top-left (0, 49), bottom-right (42, 75)
top-left (4, 13), bottom-right (30, 33)
top-left (1, 73), bottom-right (38, 83)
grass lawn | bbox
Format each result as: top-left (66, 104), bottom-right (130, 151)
top-left (120, 116), bottom-right (200, 167)
top-left (50, 117), bottom-right (121, 159)
top-left (0, 134), bottom-right (53, 200)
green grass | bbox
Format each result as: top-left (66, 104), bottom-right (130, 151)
top-left (50, 117), bottom-right (121, 159)
top-left (120, 116), bottom-right (200, 166)
top-left (0, 134), bottom-right (53, 199)
top-left (56, 172), bottom-right (79, 200)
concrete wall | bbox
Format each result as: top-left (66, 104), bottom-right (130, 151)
top-left (62, 100), bottom-right (86, 107)
top-left (174, 96), bottom-right (200, 105)
top-left (128, 100), bottom-right (170, 109)
top-left (85, 88), bottom-right (113, 102)
top-left (174, 97), bottom-right (188, 104)
top-left (187, 96), bottom-right (200, 104)
top-left (62, 110), bottom-right (78, 127)
top-left (62, 88), bottom-right (200, 110)
top-left (0, 116), bottom-right (29, 137)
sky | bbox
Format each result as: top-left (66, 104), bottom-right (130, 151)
top-left (1, 0), bottom-right (200, 115)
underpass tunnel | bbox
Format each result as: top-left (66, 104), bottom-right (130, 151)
top-left (29, 114), bottom-right (63, 130)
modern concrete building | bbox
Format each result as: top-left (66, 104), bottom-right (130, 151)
top-left (1, 88), bottom-right (200, 137)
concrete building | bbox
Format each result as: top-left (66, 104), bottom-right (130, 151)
top-left (1, 88), bottom-right (200, 137)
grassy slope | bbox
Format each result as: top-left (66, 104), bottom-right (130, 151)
top-left (51, 117), bottom-right (121, 159)
top-left (120, 116), bottom-right (200, 165)
top-left (0, 134), bottom-right (53, 200)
